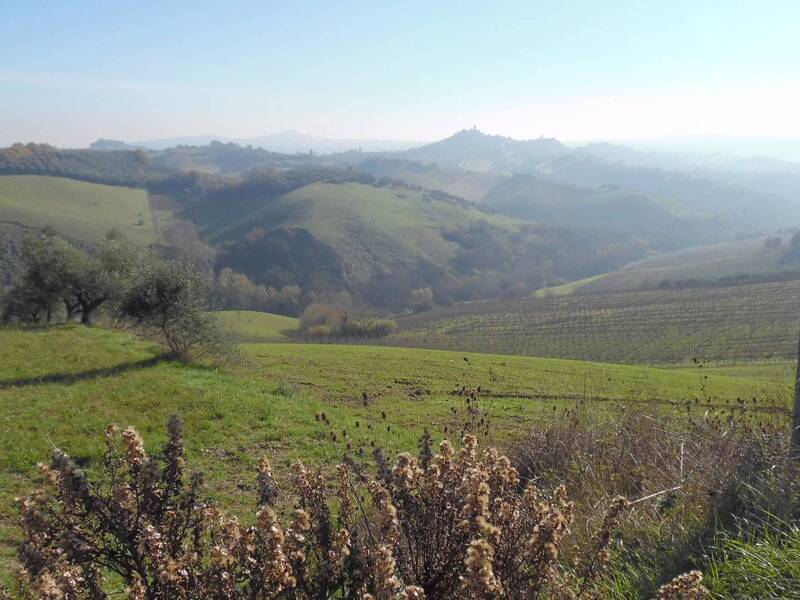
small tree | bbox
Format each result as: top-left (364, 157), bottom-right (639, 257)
top-left (121, 258), bottom-right (232, 363)
top-left (66, 230), bottom-right (138, 325)
top-left (4, 229), bottom-right (138, 325)
top-left (2, 230), bottom-right (78, 324)
top-left (1, 282), bottom-right (54, 324)
top-left (409, 287), bottom-right (434, 313)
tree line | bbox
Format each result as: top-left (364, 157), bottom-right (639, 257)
top-left (1, 229), bottom-right (231, 362)
top-left (0, 143), bottom-right (165, 186)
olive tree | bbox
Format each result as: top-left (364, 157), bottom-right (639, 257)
top-left (121, 257), bottom-right (233, 363)
top-left (2, 229), bottom-right (136, 325)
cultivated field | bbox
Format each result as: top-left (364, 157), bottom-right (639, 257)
top-left (392, 280), bottom-right (800, 364)
top-left (216, 310), bottom-right (299, 342)
top-left (1, 326), bottom-right (790, 579)
top-left (0, 175), bottom-right (156, 244)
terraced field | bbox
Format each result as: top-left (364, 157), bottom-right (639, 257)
top-left (391, 280), bottom-right (800, 364)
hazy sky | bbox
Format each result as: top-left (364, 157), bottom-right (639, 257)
top-left (3, 0), bottom-right (800, 149)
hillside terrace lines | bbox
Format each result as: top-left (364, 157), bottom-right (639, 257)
top-left (390, 280), bottom-right (800, 364)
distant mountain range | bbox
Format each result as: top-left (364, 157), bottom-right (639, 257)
top-left (91, 131), bottom-right (425, 154)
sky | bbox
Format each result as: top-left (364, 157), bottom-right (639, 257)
top-left (2, 0), bottom-right (800, 154)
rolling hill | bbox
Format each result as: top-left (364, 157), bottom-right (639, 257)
top-left (352, 158), bottom-right (705, 251)
top-left (401, 128), bottom-right (569, 172)
top-left (0, 143), bottom-right (164, 186)
top-left (179, 176), bottom-right (625, 308)
top-left (537, 234), bottom-right (799, 295)
top-left (386, 129), bottom-right (800, 241)
top-left (354, 158), bottom-right (504, 202)
top-left (0, 175), bottom-right (157, 245)
top-left (207, 181), bottom-right (521, 279)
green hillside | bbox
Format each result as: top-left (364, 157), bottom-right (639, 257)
top-left (356, 158), bottom-right (504, 202)
top-left (0, 326), bottom-right (789, 579)
top-left (206, 181), bottom-right (526, 281)
top-left (540, 234), bottom-right (796, 295)
top-left (216, 310), bottom-right (299, 341)
top-left (0, 175), bottom-right (156, 244)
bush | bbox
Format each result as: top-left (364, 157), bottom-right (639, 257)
top-left (304, 323), bottom-right (333, 338)
top-left (11, 418), bottom-right (711, 599)
top-left (299, 303), bottom-right (345, 330)
top-left (336, 318), bottom-right (396, 338)
top-left (212, 268), bottom-right (302, 315)
top-left (409, 287), bottom-right (434, 313)
top-left (299, 304), bottom-right (396, 339)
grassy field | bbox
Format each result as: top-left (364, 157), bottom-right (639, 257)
top-left (0, 326), bottom-right (791, 580)
top-left (539, 235), bottom-right (793, 295)
top-left (672, 360), bottom-right (796, 383)
top-left (216, 310), bottom-right (299, 341)
top-left (391, 279), bottom-right (800, 364)
top-left (0, 175), bottom-right (156, 244)
top-left (535, 273), bottom-right (607, 297)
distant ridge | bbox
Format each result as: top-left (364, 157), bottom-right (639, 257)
top-left (403, 128), bottom-right (568, 171)
top-left (121, 130), bottom-right (426, 154)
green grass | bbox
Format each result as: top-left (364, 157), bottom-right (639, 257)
top-left (0, 326), bottom-right (791, 582)
top-left (216, 310), bottom-right (299, 342)
top-left (534, 274), bottom-right (607, 297)
top-left (242, 343), bottom-right (789, 407)
top-left (0, 175), bottom-right (156, 245)
top-left (672, 361), bottom-right (795, 384)
top-left (704, 528), bottom-right (800, 599)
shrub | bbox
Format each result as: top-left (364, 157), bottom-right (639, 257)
top-left (299, 304), bottom-right (396, 339)
top-left (304, 323), bottom-right (332, 338)
top-left (336, 318), bottom-right (397, 338)
top-left (299, 302), bottom-right (345, 330)
top-left (11, 418), bottom-right (707, 599)
top-left (409, 287), bottom-right (434, 313)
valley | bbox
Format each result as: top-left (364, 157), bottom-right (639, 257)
top-left (2, 129), bottom-right (800, 598)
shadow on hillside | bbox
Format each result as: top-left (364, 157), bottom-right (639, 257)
top-left (0, 355), bottom-right (169, 389)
